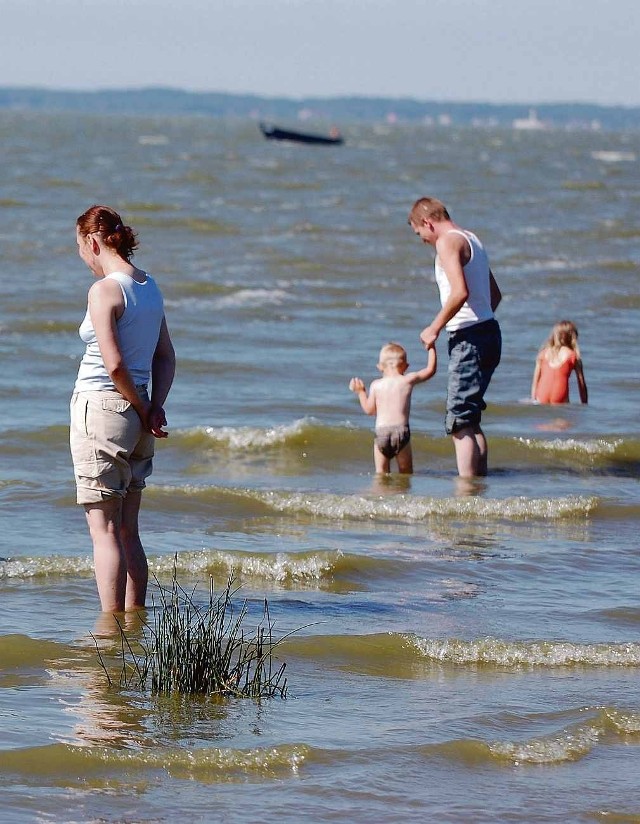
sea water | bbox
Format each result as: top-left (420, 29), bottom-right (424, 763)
top-left (0, 112), bottom-right (639, 822)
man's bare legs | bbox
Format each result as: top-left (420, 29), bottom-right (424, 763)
top-left (472, 426), bottom-right (488, 476)
top-left (85, 491), bottom-right (148, 612)
top-left (452, 424), bottom-right (488, 477)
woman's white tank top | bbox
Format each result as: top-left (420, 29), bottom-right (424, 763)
top-left (74, 272), bottom-right (164, 392)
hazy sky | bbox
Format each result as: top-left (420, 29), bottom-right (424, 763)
top-left (2, 0), bottom-right (638, 105)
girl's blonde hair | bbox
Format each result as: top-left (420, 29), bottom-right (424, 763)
top-left (543, 320), bottom-right (581, 358)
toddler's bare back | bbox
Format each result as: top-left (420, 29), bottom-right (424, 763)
top-left (372, 375), bottom-right (413, 427)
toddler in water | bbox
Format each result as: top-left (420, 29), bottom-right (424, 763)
top-left (349, 342), bottom-right (436, 473)
top-left (531, 320), bottom-right (588, 404)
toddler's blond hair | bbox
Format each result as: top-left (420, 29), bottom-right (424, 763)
top-left (378, 342), bottom-right (407, 368)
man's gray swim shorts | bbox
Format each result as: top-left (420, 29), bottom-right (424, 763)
top-left (446, 318), bottom-right (501, 434)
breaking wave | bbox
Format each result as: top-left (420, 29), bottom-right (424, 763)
top-left (409, 635), bottom-right (640, 667)
top-left (242, 488), bottom-right (598, 521)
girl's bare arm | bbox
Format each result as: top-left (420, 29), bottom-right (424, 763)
top-left (531, 355), bottom-right (542, 400)
top-left (575, 359), bottom-right (588, 404)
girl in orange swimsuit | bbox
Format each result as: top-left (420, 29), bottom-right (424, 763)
top-left (531, 320), bottom-right (588, 404)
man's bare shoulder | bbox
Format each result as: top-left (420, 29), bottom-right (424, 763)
top-left (436, 230), bottom-right (467, 255)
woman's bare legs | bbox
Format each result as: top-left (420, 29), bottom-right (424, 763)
top-left (120, 489), bottom-right (148, 610)
top-left (85, 498), bottom-right (126, 612)
top-left (85, 491), bottom-right (148, 612)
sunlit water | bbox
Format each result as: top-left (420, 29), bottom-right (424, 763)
top-left (1, 112), bottom-right (639, 822)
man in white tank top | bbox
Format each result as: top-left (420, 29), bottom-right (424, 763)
top-left (409, 197), bottom-right (502, 478)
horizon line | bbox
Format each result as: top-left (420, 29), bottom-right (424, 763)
top-left (0, 85), bottom-right (638, 111)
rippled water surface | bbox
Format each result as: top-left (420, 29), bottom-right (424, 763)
top-left (1, 112), bottom-right (640, 822)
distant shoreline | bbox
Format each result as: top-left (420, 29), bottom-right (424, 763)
top-left (0, 87), bottom-right (639, 130)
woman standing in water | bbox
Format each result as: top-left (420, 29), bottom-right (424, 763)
top-left (70, 205), bottom-right (175, 613)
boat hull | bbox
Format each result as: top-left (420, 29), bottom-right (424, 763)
top-left (259, 123), bottom-right (344, 145)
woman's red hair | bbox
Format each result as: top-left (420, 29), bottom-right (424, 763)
top-left (77, 205), bottom-right (138, 261)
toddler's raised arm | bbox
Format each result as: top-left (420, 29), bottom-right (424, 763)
top-left (349, 377), bottom-right (376, 415)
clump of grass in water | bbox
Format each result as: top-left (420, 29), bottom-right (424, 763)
top-left (94, 567), bottom-right (288, 699)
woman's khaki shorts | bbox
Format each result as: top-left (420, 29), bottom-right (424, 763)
top-left (70, 390), bottom-right (155, 505)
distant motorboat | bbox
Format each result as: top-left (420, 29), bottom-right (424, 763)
top-left (259, 122), bottom-right (344, 146)
top-left (512, 108), bottom-right (546, 131)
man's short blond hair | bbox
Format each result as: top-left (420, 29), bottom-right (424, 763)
top-left (379, 342), bottom-right (407, 367)
top-left (409, 197), bottom-right (450, 224)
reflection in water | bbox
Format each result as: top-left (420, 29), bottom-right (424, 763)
top-left (536, 417), bottom-right (572, 432)
top-left (92, 609), bottom-right (149, 641)
top-left (82, 610), bottom-right (264, 746)
top-left (454, 477), bottom-right (488, 498)
top-left (48, 612), bottom-right (154, 747)
top-left (51, 664), bottom-right (147, 748)
top-left (368, 473), bottom-right (413, 496)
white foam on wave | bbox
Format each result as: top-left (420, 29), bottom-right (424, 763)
top-left (148, 548), bottom-right (338, 582)
top-left (488, 725), bottom-right (599, 764)
top-left (201, 418), bottom-right (310, 449)
top-left (516, 257), bottom-right (572, 272)
top-left (604, 708), bottom-right (640, 734)
top-left (138, 135), bottom-right (169, 146)
top-left (0, 546), bottom-right (339, 583)
top-left (214, 288), bottom-right (290, 309)
top-left (11, 741), bottom-right (308, 775)
top-left (164, 288), bottom-right (291, 311)
top-left (487, 707), bottom-right (640, 765)
top-left (409, 636), bottom-right (640, 667)
top-left (517, 437), bottom-right (622, 455)
top-left (248, 490), bottom-right (597, 521)
top-left (591, 150), bottom-right (636, 163)
top-left (0, 555), bottom-right (93, 579)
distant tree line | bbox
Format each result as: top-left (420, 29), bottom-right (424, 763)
top-left (0, 87), bottom-right (638, 130)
